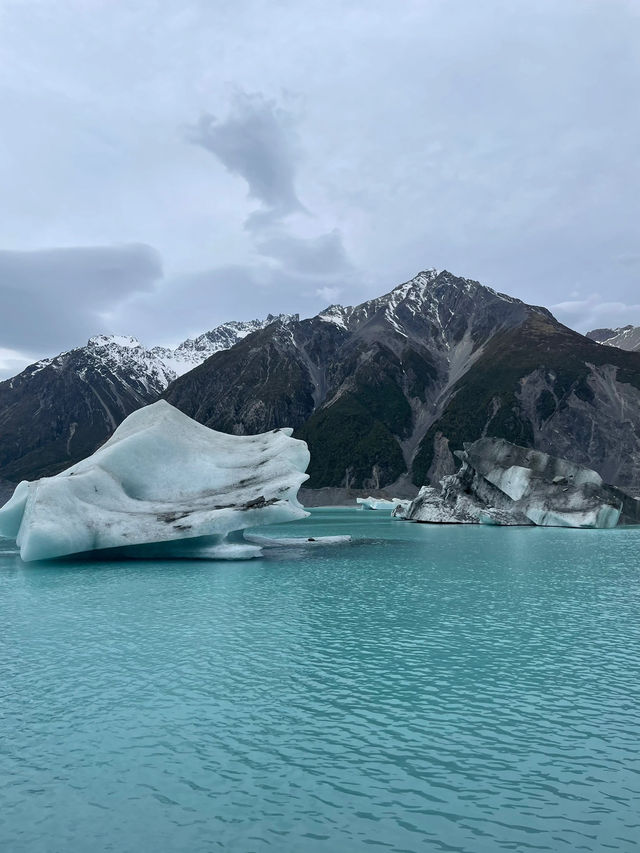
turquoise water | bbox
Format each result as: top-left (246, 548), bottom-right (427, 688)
top-left (2, 508), bottom-right (640, 853)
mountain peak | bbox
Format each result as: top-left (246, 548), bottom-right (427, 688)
top-left (88, 334), bottom-right (143, 349)
top-left (317, 304), bottom-right (352, 330)
top-left (390, 268), bottom-right (440, 298)
top-left (265, 312), bottom-right (296, 324)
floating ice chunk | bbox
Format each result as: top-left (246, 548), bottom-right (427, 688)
top-left (356, 497), bottom-right (410, 511)
top-left (244, 533), bottom-right (352, 547)
top-left (524, 503), bottom-right (621, 529)
top-left (396, 482), bottom-right (530, 525)
top-left (0, 401), bottom-right (311, 561)
top-left (402, 438), bottom-right (635, 529)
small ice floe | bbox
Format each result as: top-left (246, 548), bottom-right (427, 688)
top-left (244, 533), bottom-right (352, 547)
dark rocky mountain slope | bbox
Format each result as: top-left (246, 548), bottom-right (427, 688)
top-left (0, 317), bottom-right (285, 482)
top-left (0, 336), bottom-right (171, 481)
top-left (164, 269), bottom-right (640, 494)
top-left (414, 311), bottom-right (640, 492)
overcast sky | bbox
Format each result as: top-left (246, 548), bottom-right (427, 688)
top-left (1, 0), bottom-right (639, 377)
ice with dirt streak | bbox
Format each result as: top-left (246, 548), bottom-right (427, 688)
top-left (0, 401), bottom-right (313, 562)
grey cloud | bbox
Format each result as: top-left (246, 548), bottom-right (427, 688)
top-left (0, 347), bottom-right (37, 381)
top-left (316, 285), bottom-right (342, 303)
top-left (0, 244), bottom-right (162, 352)
top-left (1, 0), bottom-right (639, 360)
top-left (183, 92), bottom-right (357, 320)
top-left (106, 259), bottom-right (371, 346)
top-left (187, 93), bottom-right (305, 225)
top-left (551, 297), bottom-right (640, 334)
top-left (256, 229), bottom-right (352, 276)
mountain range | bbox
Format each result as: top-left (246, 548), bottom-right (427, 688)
top-left (2, 269), bottom-right (640, 495)
top-left (0, 316), bottom-right (288, 481)
top-left (586, 325), bottom-right (640, 352)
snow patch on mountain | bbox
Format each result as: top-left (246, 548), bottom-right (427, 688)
top-left (317, 305), bottom-right (354, 330)
top-left (6, 315), bottom-right (293, 390)
top-left (152, 315), bottom-right (293, 376)
top-left (90, 334), bottom-right (141, 349)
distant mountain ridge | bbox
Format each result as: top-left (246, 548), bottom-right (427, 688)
top-left (0, 315), bottom-right (289, 481)
top-left (3, 269), bottom-right (640, 495)
top-left (149, 315), bottom-right (294, 377)
top-left (586, 325), bottom-right (640, 352)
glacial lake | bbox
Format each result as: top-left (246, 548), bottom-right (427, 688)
top-left (2, 508), bottom-right (640, 853)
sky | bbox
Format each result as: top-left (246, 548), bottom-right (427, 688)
top-left (0, 0), bottom-right (639, 377)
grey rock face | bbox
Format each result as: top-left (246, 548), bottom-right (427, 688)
top-left (402, 438), bottom-right (640, 528)
top-left (0, 478), bottom-right (15, 508)
top-left (166, 269), bottom-right (554, 489)
top-left (515, 363), bottom-right (640, 493)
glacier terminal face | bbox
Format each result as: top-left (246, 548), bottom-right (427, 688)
top-left (0, 401), bottom-right (310, 561)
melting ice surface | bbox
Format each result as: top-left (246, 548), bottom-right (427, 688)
top-left (0, 401), bottom-right (312, 562)
top-left (2, 509), bottom-right (640, 853)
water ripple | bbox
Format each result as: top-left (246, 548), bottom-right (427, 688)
top-left (1, 513), bottom-right (640, 852)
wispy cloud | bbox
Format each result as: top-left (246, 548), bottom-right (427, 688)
top-left (552, 295), bottom-right (640, 332)
top-left (0, 347), bottom-right (37, 381)
top-left (316, 285), bottom-right (342, 303)
top-left (256, 229), bottom-right (351, 276)
top-left (187, 92), bottom-right (305, 228)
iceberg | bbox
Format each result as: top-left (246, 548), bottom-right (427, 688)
top-left (392, 482), bottom-right (530, 525)
top-left (0, 401), bottom-right (311, 562)
top-left (402, 438), bottom-right (640, 529)
top-left (356, 496), bottom-right (411, 512)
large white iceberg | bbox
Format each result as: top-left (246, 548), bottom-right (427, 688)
top-left (0, 401), bottom-right (312, 561)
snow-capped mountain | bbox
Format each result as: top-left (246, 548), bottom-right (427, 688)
top-left (165, 269), bottom-right (640, 494)
top-left (4, 269), bottom-right (640, 494)
top-left (586, 325), bottom-right (640, 352)
top-left (317, 268), bottom-right (533, 335)
top-left (150, 315), bottom-right (293, 377)
top-left (18, 314), bottom-right (293, 390)
top-left (0, 315), bottom-right (289, 481)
